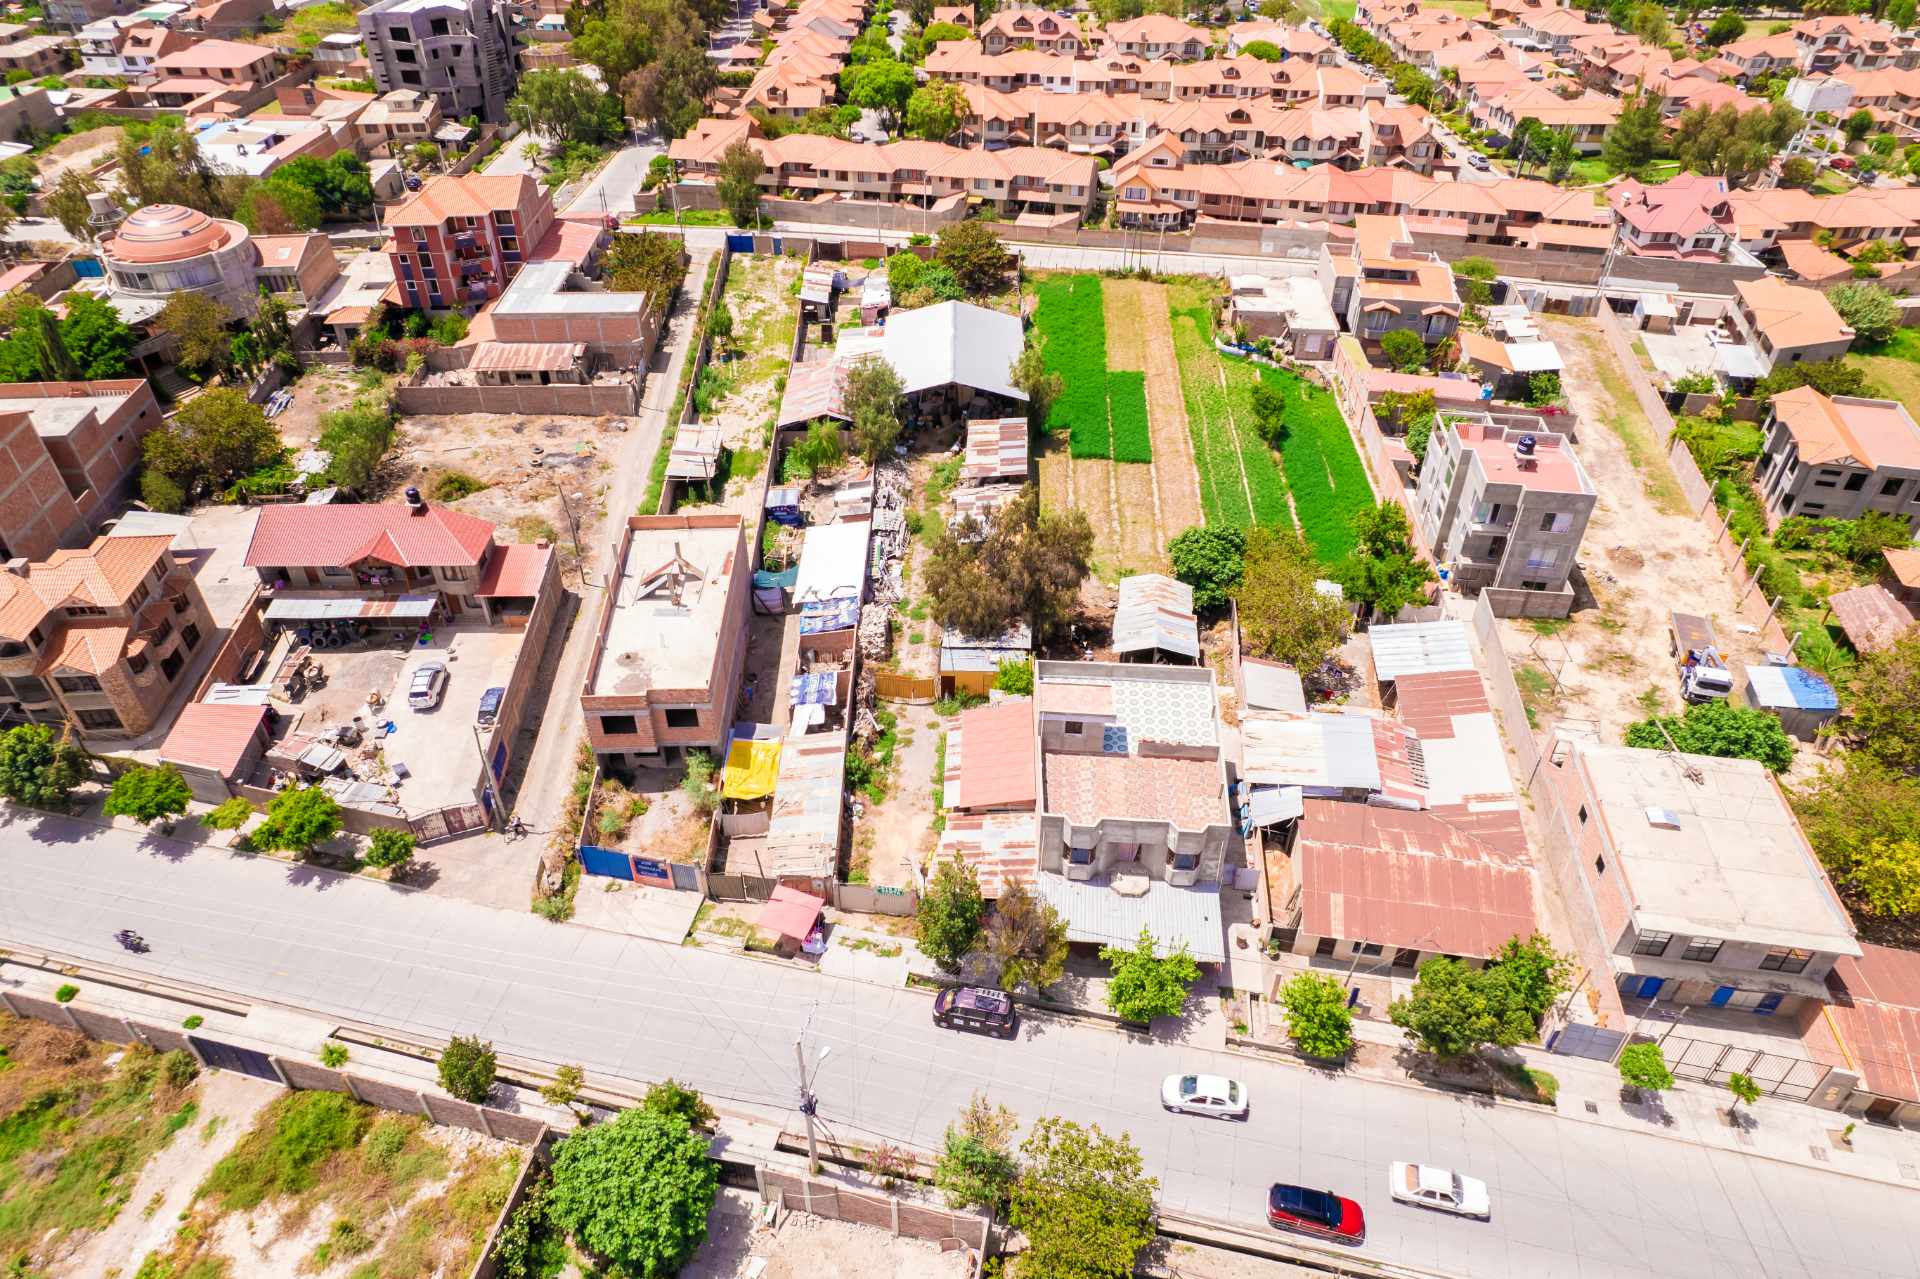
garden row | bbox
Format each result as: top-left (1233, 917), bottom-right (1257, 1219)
top-left (1257, 365), bottom-right (1374, 564)
top-left (1168, 294), bottom-right (1289, 531)
top-left (1033, 275), bottom-right (1151, 463)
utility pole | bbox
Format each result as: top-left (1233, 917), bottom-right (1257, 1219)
top-left (553, 475), bottom-right (583, 577)
top-left (794, 1032), bottom-right (830, 1171)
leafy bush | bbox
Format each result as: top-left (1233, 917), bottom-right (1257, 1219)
top-left (1625, 699), bottom-right (1795, 772)
top-left (430, 470), bottom-right (488, 501)
top-left (319, 1041), bottom-right (349, 1068)
top-left (362, 827), bottom-right (416, 872)
top-left (201, 1092), bottom-right (368, 1211)
top-left (1106, 370), bottom-right (1152, 463)
top-left (201, 797), bottom-right (254, 831)
top-left (783, 418), bottom-right (845, 479)
top-left (55, 984), bottom-right (78, 1003)
top-left (1277, 972), bottom-right (1354, 1060)
top-left (438, 1034), bottom-right (497, 1103)
top-left (993, 658), bottom-right (1033, 696)
top-left (1170, 525), bottom-right (1247, 613)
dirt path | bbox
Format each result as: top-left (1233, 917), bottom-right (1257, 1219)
top-left (1104, 281), bottom-right (1167, 571)
top-left (857, 707), bottom-right (947, 889)
top-left (1515, 317), bottom-right (1770, 743)
top-left (1132, 282), bottom-right (1204, 539)
top-left (53, 1072), bottom-right (282, 1279)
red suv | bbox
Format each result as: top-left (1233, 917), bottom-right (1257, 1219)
top-left (1267, 1183), bottom-right (1366, 1244)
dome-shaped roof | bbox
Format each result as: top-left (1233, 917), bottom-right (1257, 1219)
top-left (103, 203), bottom-right (243, 265)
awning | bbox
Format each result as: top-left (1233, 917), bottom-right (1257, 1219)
top-left (790, 671), bottom-right (838, 706)
top-left (760, 885), bottom-right (826, 940)
top-left (263, 594), bottom-right (437, 622)
top-left (723, 737), bottom-right (782, 800)
top-left (1246, 784), bottom-right (1304, 827)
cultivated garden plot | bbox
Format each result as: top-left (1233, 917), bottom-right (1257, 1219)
top-left (1260, 365), bottom-right (1374, 564)
top-left (1166, 284), bottom-right (1292, 532)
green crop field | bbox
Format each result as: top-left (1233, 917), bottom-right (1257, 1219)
top-left (1259, 365), bottom-right (1374, 564)
top-left (1033, 275), bottom-right (1110, 459)
top-left (1169, 298), bottom-right (1290, 532)
top-left (1107, 371), bottom-right (1152, 463)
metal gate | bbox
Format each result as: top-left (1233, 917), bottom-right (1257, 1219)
top-left (189, 1036), bottom-right (280, 1083)
top-left (671, 862), bottom-right (701, 891)
top-left (1658, 1032), bottom-right (1832, 1102)
top-left (410, 803), bottom-right (489, 844)
top-left (579, 844), bottom-right (634, 880)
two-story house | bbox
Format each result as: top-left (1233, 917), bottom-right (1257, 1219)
top-left (1031, 660), bottom-right (1230, 964)
top-left (979, 8), bottom-right (1087, 56)
top-left (1731, 276), bottom-right (1855, 376)
top-left (1608, 174), bottom-right (1733, 261)
top-left (382, 172), bottom-right (553, 312)
top-left (1319, 213), bottom-right (1461, 352)
top-left (0, 533), bottom-right (216, 740)
top-left (1104, 13), bottom-right (1209, 62)
top-left (1414, 412), bottom-right (1595, 616)
top-left (581, 514), bottom-right (749, 767)
top-left (1548, 742), bottom-right (1861, 1018)
top-left (1754, 384), bottom-right (1920, 528)
top-left (0, 381), bottom-right (166, 560)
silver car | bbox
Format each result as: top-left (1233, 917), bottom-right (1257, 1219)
top-left (407, 662), bottom-right (448, 710)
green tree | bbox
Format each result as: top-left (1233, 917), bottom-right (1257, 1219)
top-left (248, 785), bottom-right (342, 855)
top-left (1010, 336), bottom-right (1063, 429)
top-left (934, 219), bottom-right (1013, 295)
top-left (1247, 377), bottom-right (1287, 444)
top-left (152, 291), bottom-right (233, 380)
top-left (1753, 356), bottom-right (1869, 400)
top-left (0, 724), bottom-right (88, 812)
top-left (1234, 526), bottom-right (1349, 671)
top-left (46, 168), bottom-right (111, 242)
top-left (602, 229), bottom-right (690, 304)
top-left (1628, 2), bottom-right (1669, 44)
top-left (904, 79), bottom-right (968, 140)
top-left (1829, 282), bottom-right (1899, 346)
top-left (235, 179), bottom-right (323, 234)
top-left (1526, 371), bottom-right (1563, 407)
top-left (145, 387), bottom-right (282, 496)
top-left (1453, 257), bottom-right (1496, 308)
top-left (438, 1034), bottom-right (497, 1103)
top-left (1378, 328), bottom-right (1426, 373)
top-left (985, 878), bottom-right (1069, 993)
top-left (994, 658), bottom-right (1034, 696)
top-left (363, 827), bottom-right (416, 872)
top-left (1099, 928), bottom-right (1200, 1026)
top-left (1893, 0), bottom-right (1918, 29)
top-left (1836, 837), bottom-right (1920, 918)
top-left (103, 764), bottom-right (192, 827)
top-left (1617, 1042), bottom-right (1674, 1095)
top-left (548, 1106), bottom-right (718, 1279)
top-left (201, 797), bottom-right (254, 830)
top-left (716, 140), bottom-right (765, 228)
top-left (934, 1093), bottom-right (1019, 1211)
top-left (641, 1078), bottom-right (717, 1130)
top-left (621, 27), bottom-right (717, 141)
top-left (1726, 1071), bottom-right (1761, 1117)
top-left (58, 293), bottom-right (135, 378)
top-left (1844, 108), bottom-right (1875, 144)
top-left (1705, 11), bottom-right (1746, 44)
top-left (1241, 39), bottom-right (1283, 61)
top-left (1168, 525), bottom-right (1245, 612)
top-left (841, 58), bottom-right (915, 126)
top-left (27, 305), bottom-right (77, 381)
top-left (1276, 972), bottom-right (1354, 1060)
top-left (923, 20), bottom-right (970, 43)
top-left (1388, 956), bottom-right (1535, 1061)
top-left (1841, 632), bottom-right (1920, 771)
top-left (1792, 752), bottom-right (1920, 916)
top-left (924, 485), bottom-right (1092, 643)
top-left (1378, 389), bottom-right (1438, 463)
top-left (541, 1063), bottom-right (586, 1109)
top-left (1624, 699), bottom-right (1794, 773)
top-left (1332, 501), bottom-right (1436, 621)
top-left (1009, 1117), bottom-right (1157, 1279)
top-left (1486, 932), bottom-right (1574, 1024)
top-left (508, 68), bottom-right (626, 146)
top-left (844, 356), bottom-right (906, 462)
top-left (916, 855), bottom-right (987, 972)
top-left (117, 119), bottom-right (224, 211)
top-left (1780, 155), bottom-right (1817, 188)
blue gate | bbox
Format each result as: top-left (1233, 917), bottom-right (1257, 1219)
top-left (726, 233), bottom-right (755, 253)
top-left (579, 844), bottom-right (635, 880)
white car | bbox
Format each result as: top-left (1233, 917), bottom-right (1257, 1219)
top-left (407, 662), bottom-right (448, 710)
top-left (1388, 1163), bottom-right (1490, 1219)
top-left (1160, 1073), bottom-right (1249, 1119)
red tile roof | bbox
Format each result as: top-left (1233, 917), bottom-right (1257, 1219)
top-left (245, 504), bottom-right (496, 570)
top-left (160, 702), bottom-right (268, 778)
top-left (1821, 943), bottom-right (1920, 1104)
top-left (952, 699), bottom-right (1037, 811)
top-left (1294, 799), bottom-right (1535, 959)
top-left (476, 543), bottom-right (552, 598)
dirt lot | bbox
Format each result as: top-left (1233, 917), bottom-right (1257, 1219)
top-left (1517, 318), bottom-right (1769, 744)
top-left (593, 764), bottom-right (715, 866)
top-left (272, 365), bottom-right (374, 452)
top-left (32, 125), bottom-right (121, 187)
top-left (1130, 281), bottom-right (1206, 542)
top-left (679, 252), bottom-right (803, 520)
top-left (683, 1186), bottom-right (971, 1279)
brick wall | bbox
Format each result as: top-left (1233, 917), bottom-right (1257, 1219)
top-left (394, 382), bottom-right (639, 414)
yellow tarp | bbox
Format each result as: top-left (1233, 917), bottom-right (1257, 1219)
top-left (722, 738), bottom-right (782, 800)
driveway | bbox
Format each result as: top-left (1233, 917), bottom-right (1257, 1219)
top-left (563, 140), bottom-right (664, 218)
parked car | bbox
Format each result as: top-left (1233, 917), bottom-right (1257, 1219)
top-left (1830, 156), bottom-right (1856, 171)
top-left (1468, 153), bottom-right (1491, 171)
top-left (1388, 1163), bottom-right (1490, 1219)
top-left (476, 685), bottom-right (505, 726)
top-left (1160, 1073), bottom-right (1249, 1119)
top-left (1267, 1184), bottom-right (1366, 1244)
top-left (933, 986), bottom-right (1017, 1038)
top-left (408, 662), bottom-right (448, 710)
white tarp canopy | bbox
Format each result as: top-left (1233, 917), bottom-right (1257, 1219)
top-left (881, 301), bottom-right (1027, 401)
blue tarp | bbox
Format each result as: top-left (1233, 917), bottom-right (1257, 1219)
top-left (1745, 663), bottom-right (1839, 711)
top-left (765, 485), bottom-right (804, 526)
top-left (790, 671), bottom-right (837, 706)
top-left (799, 597), bottom-right (859, 634)
top-left (753, 566), bottom-right (799, 590)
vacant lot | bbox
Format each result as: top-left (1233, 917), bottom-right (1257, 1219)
top-left (684, 1186), bottom-right (971, 1279)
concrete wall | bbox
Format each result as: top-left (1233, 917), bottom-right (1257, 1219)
top-left (393, 380), bottom-right (639, 415)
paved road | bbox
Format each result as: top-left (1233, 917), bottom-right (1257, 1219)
top-left (5, 814), bottom-right (1916, 1279)
top-left (563, 140), bottom-right (664, 218)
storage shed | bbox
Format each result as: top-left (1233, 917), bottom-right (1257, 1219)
top-left (940, 623), bottom-right (1032, 696)
top-left (1742, 663), bottom-right (1839, 740)
top-left (1113, 573), bottom-right (1199, 664)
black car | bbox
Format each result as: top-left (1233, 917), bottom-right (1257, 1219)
top-left (933, 986), bottom-right (1017, 1038)
top-left (1268, 1183), bottom-right (1366, 1244)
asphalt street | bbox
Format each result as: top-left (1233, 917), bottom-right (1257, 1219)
top-left (4, 813), bottom-right (1916, 1279)
top-left (563, 138), bottom-right (665, 218)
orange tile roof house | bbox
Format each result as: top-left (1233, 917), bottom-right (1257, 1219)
top-left (1731, 276), bottom-right (1855, 375)
top-left (1755, 385), bottom-right (1920, 530)
top-left (979, 7), bottom-right (1090, 56)
top-left (382, 173), bottom-right (554, 312)
top-left (0, 533), bottom-right (217, 741)
top-left (158, 701), bottom-right (273, 802)
top-left (1104, 13), bottom-right (1210, 61)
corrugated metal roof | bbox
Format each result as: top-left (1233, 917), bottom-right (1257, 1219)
top-left (793, 520), bottom-right (871, 605)
top-left (937, 812), bottom-right (1037, 898)
top-left (1032, 871), bottom-right (1226, 962)
top-left (962, 416), bottom-right (1029, 482)
top-left (1828, 583), bottom-right (1916, 653)
top-left (776, 358), bottom-right (848, 427)
top-left (1369, 621), bottom-right (1474, 681)
top-left (1113, 573), bottom-right (1199, 660)
top-left (263, 593), bottom-right (437, 621)
top-left (940, 624), bottom-right (1031, 673)
top-left (1240, 713), bottom-right (1380, 792)
top-left (468, 340), bottom-right (586, 372)
top-left (764, 731), bottom-right (845, 877)
top-left (1241, 657), bottom-right (1306, 714)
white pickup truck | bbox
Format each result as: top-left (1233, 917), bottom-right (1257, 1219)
top-left (1671, 611), bottom-right (1734, 702)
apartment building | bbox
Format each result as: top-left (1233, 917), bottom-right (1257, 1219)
top-left (1319, 214), bottom-right (1460, 352)
top-left (382, 172), bottom-right (554, 312)
top-left (1545, 742), bottom-right (1860, 1018)
top-left (0, 534), bottom-right (216, 740)
top-left (0, 381), bottom-right (165, 561)
top-left (358, 0), bottom-right (516, 123)
top-left (1414, 414), bottom-right (1594, 615)
top-left (1031, 661), bottom-right (1230, 963)
top-left (1755, 385), bottom-right (1920, 528)
top-left (1731, 276), bottom-right (1855, 375)
top-left (581, 514), bottom-right (749, 766)
top-left (79, 18), bottom-right (193, 76)
top-left (150, 37), bottom-right (278, 86)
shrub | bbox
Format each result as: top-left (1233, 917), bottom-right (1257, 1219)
top-left (430, 470), bottom-right (488, 501)
top-left (183, 1015), bottom-right (204, 1030)
top-left (1277, 972), bottom-right (1354, 1060)
top-left (1379, 329), bottom-right (1426, 373)
top-left (438, 1034), bottom-right (497, 1103)
top-left (201, 797), bottom-right (254, 831)
top-left (162, 1050), bottom-right (199, 1088)
top-left (993, 658), bottom-right (1034, 696)
top-left (201, 1092), bottom-right (369, 1210)
top-left (319, 1041), bottom-right (349, 1068)
top-left (54, 984), bottom-right (78, 1003)
top-left (362, 827), bottom-right (416, 872)
top-left (1617, 1042), bottom-right (1674, 1094)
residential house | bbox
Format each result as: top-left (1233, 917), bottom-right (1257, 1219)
top-left (0, 381), bottom-right (165, 561)
top-left (1319, 213), bottom-right (1460, 353)
top-left (1715, 33), bottom-right (1801, 83)
top-left (1104, 13), bottom-right (1208, 62)
top-left (382, 172), bottom-right (555, 312)
top-left (0, 35), bottom-right (72, 77)
top-left (1413, 412), bottom-right (1594, 615)
top-left (0, 84), bottom-right (59, 141)
top-left (358, 0), bottom-right (517, 123)
top-left (581, 514), bottom-right (749, 766)
top-left (1472, 81), bottom-right (1620, 153)
top-left (1731, 276), bottom-right (1855, 375)
top-left (1792, 15), bottom-right (1911, 75)
top-left (149, 36), bottom-right (277, 87)
top-left (979, 7), bottom-right (1088, 55)
top-left (356, 87), bottom-right (444, 153)
top-left (0, 533), bottom-right (216, 740)
top-left (1755, 384), bottom-right (1920, 528)
top-left (1608, 174), bottom-right (1732, 261)
top-left (179, 0), bottom-right (271, 37)
top-left (251, 233), bottom-right (342, 303)
top-left (1543, 741), bottom-right (1861, 1018)
top-left (1225, 273), bottom-right (1339, 360)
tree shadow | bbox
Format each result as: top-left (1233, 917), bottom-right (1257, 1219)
top-left (1392, 1047), bottom-right (1499, 1109)
top-left (1618, 1087), bottom-right (1676, 1128)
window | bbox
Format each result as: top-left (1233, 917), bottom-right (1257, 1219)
top-left (160, 651), bottom-right (183, 681)
top-left (1062, 719), bottom-right (1084, 735)
top-left (665, 707), bottom-right (700, 729)
top-left (1577, 804), bottom-right (1588, 824)
top-left (76, 708), bottom-right (122, 730)
top-left (387, 25), bottom-right (408, 41)
top-left (440, 566), bottom-right (471, 581)
top-left (181, 623), bottom-right (200, 651)
top-left (1357, 941), bottom-right (1384, 957)
top-left (129, 581), bottom-right (150, 609)
top-left (1524, 547), bottom-right (1560, 571)
top-left (1539, 511), bottom-right (1572, 534)
top-left (1882, 478), bottom-right (1904, 497)
top-left (599, 714), bottom-right (638, 735)
top-left (1171, 851), bottom-right (1199, 871)
top-left (1314, 937), bottom-right (1338, 958)
top-left (1680, 938), bottom-right (1723, 964)
top-left (56, 674), bottom-right (101, 693)
top-left (1068, 846), bottom-right (1095, 865)
top-left (1759, 947), bottom-right (1813, 973)
top-left (1844, 473), bottom-right (1866, 492)
top-left (64, 605), bottom-right (107, 618)
top-left (1632, 930), bottom-right (1673, 957)
top-left (28, 627), bottom-right (42, 646)
top-left (128, 653), bottom-right (148, 675)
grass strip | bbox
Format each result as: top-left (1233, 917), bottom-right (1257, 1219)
top-left (1107, 370), bottom-right (1153, 463)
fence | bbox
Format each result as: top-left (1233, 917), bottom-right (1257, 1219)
top-left (833, 882), bottom-right (919, 916)
top-left (1666, 435), bottom-right (1716, 515)
top-left (395, 380), bottom-right (639, 415)
top-left (873, 672), bottom-right (937, 703)
top-left (655, 238), bottom-right (734, 515)
top-left (578, 843), bottom-right (704, 891)
top-left (760, 1167), bottom-right (990, 1255)
top-left (708, 871), bottom-right (778, 901)
top-left (410, 802), bottom-right (490, 844)
top-left (1657, 1030), bottom-right (1832, 1102)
